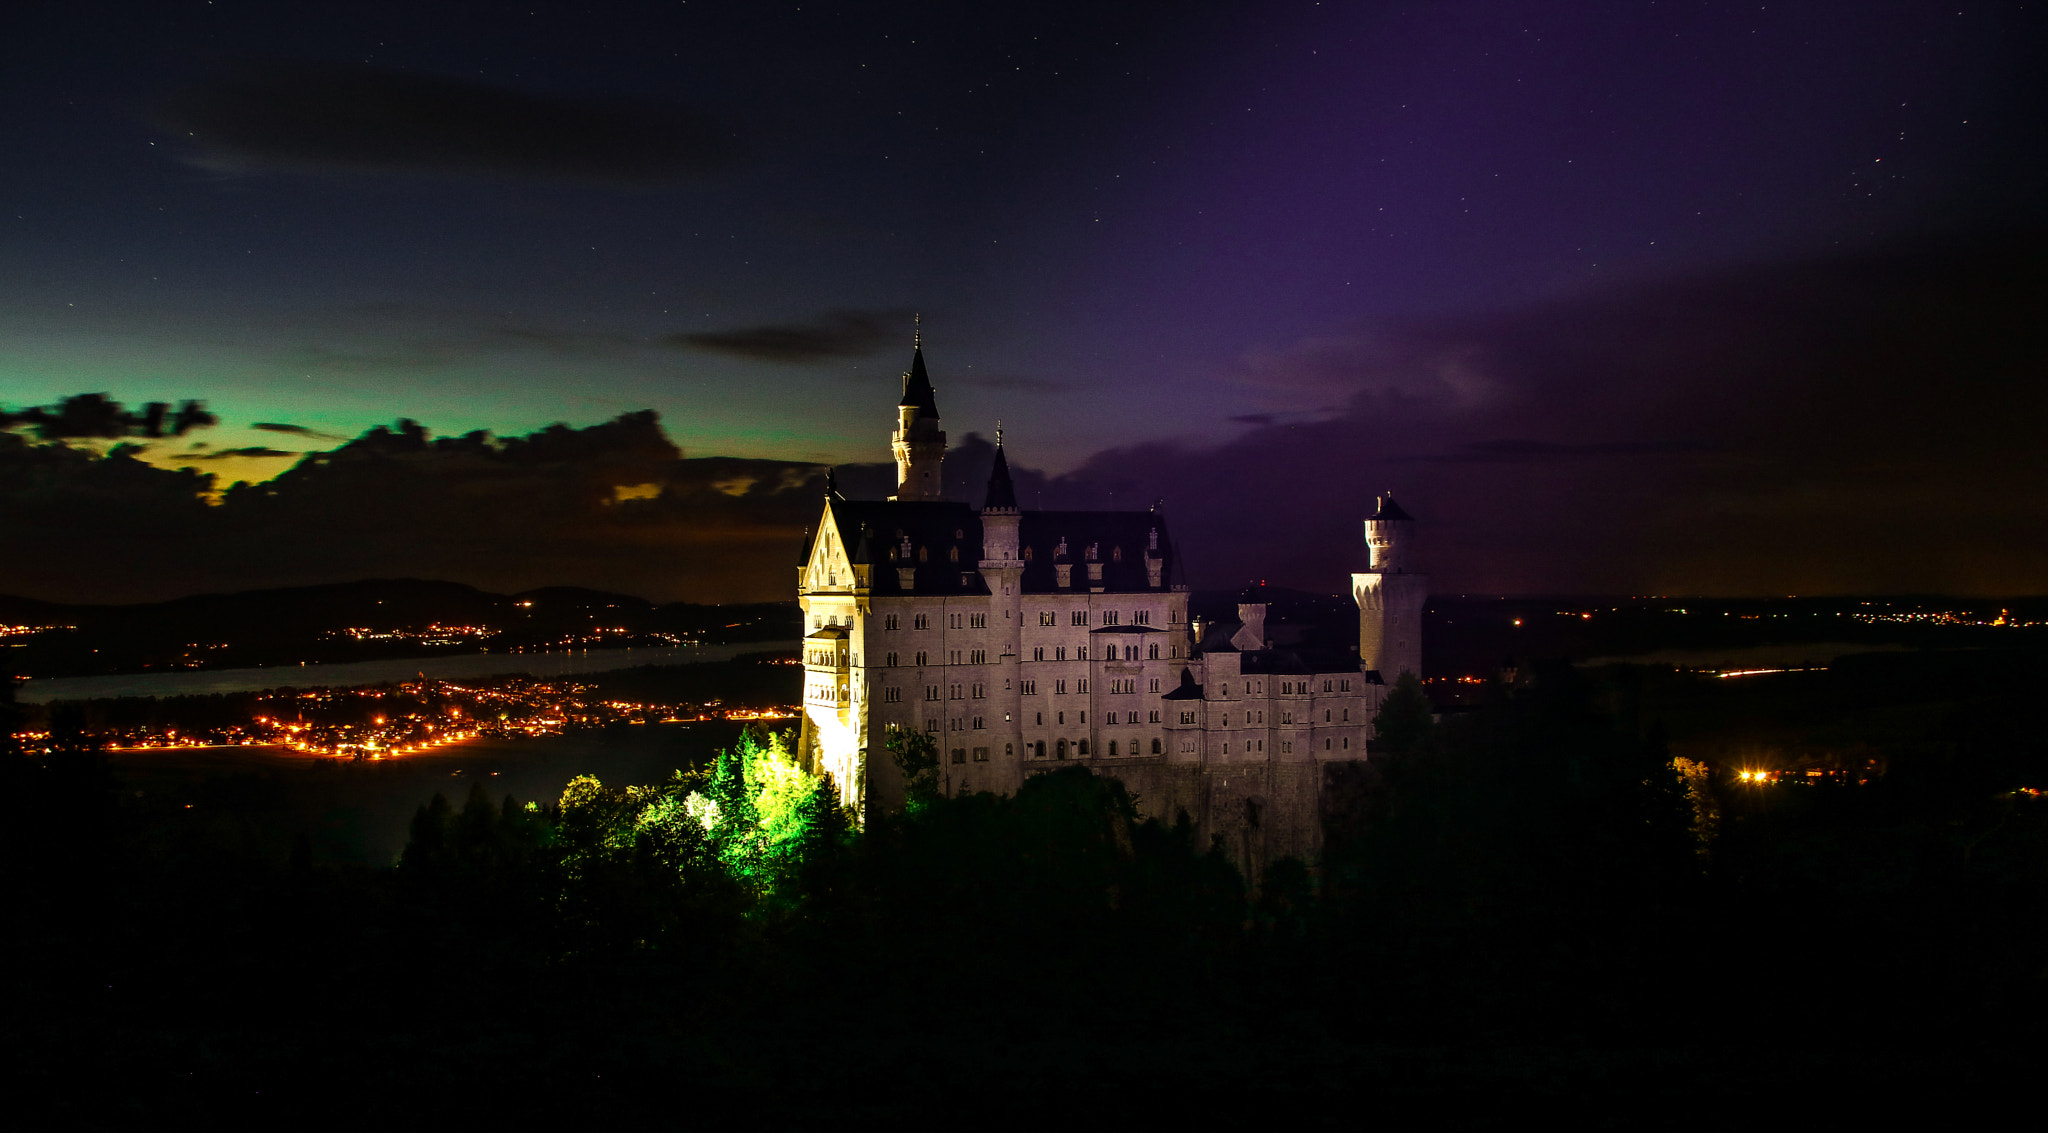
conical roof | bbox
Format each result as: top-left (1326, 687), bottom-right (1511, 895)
top-left (898, 346), bottom-right (939, 420)
top-left (985, 443), bottom-right (1018, 510)
top-left (1374, 493), bottom-right (1414, 522)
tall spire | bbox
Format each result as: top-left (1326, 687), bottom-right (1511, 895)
top-left (898, 317), bottom-right (939, 420)
top-left (985, 428), bottom-right (1018, 511)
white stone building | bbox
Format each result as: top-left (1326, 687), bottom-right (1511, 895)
top-left (797, 338), bottom-right (1426, 837)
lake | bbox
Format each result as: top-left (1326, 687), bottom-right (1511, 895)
top-left (19, 640), bottom-right (802, 703)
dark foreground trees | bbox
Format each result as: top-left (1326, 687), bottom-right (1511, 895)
top-left (4, 677), bottom-right (2044, 1121)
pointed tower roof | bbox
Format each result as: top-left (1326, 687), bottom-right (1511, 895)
top-left (985, 428), bottom-right (1018, 510)
top-left (1374, 493), bottom-right (1414, 522)
top-left (898, 318), bottom-right (940, 420)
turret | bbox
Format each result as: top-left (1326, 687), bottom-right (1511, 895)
top-left (1353, 493), bottom-right (1428, 681)
top-left (890, 320), bottom-right (946, 500)
top-left (1364, 493), bottom-right (1414, 572)
top-left (980, 430), bottom-right (1022, 563)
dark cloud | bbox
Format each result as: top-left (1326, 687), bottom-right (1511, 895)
top-left (179, 447), bottom-right (298, 461)
top-left (0, 411), bottom-right (830, 604)
top-left (1228, 413), bottom-right (1275, 426)
top-left (154, 61), bottom-right (742, 184)
top-left (1018, 233), bottom-right (2048, 597)
top-left (251, 422), bottom-right (346, 440)
top-left (1, 394), bottom-right (217, 440)
top-left (671, 309), bottom-right (910, 363)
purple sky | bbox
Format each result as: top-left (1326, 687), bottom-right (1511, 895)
top-left (1, 1), bottom-right (2043, 600)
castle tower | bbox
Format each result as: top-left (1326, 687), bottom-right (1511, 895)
top-left (1352, 494), bottom-right (1427, 680)
top-left (890, 322), bottom-right (946, 500)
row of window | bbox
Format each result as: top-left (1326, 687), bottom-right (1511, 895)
top-left (828, 609), bottom-right (1197, 634)
top-left (1029, 643), bottom-right (1175, 661)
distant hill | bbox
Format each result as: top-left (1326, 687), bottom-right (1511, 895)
top-left (0, 579), bottom-right (799, 679)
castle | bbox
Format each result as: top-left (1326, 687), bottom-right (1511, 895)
top-left (796, 334), bottom-right (1426, 868)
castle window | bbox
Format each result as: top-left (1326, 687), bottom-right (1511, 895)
top-left (886, 652), bottom-right (898, 667)
top-left (885, 687), bottom-right (901, 702)
top-left (1148, 643), bottom-right (1160, 659)
top-left (885, 614), bottom-right (899, 630)
top-left (1343, 708), bottom-right (1349, 721)
top-left (1036, 711), bottom-right (1043, 724)
top-left (1171, 645), bottom-right (1181, 658)
top-left (1078, 646), bottom-right (1087, 660)
top-left (1149, 678), bottom-right (1160, 693)
top-left (926, 720), bottom-right (939, 732)
top-left (970, 649), bottom-right (986, 664)
top-left (1057, 710), bottom-right (1064, 723)
top-left (1108, 740), bottom-right (1118, 756)
top-left (914, 613), bottom-right (929, 629)
top-left (1282, 741), bottom-right (1292, 753)
top-left (949, 546), bottom-right (959, 562)
top-left (1033, 647), bottom-right (1044, 661)
top-left (1150, 738), bottom-right (1162, 754)
top-left (972, 717), bottom-right (984, 730)
top-left (1323, 680), bottom-right (1333, 693)
top-left (1034, 741), bottom-right (1046, 759)
top-left (1102, 611), bottom-right (1119, 626)
top-left (915, 651), bottom-right (927, 666)
top-left (1341, 679), bottom-right (1351, 692)
top-left (1039, 611), bottom-right (1055, 625)
top-left (970, 613), bottom-right (986, 628)
top-left (918, 547), bottom-right (928, 562)
top-left (1148, 709), bottom-right (1160, 723)
top-left (1004, 744), bottom-right (1013, 758)
top-left (951, 748), bottom-right (965, 764)
top-left (1179, 711), bottom-right (1196, 724)
top-left (1023, 547), bottom-right (1033, 561)
top-left (1326, 708), bottom-right (1332, 722)
top-left (1135, 610), bottom-right (1150, 625)
top-left (1055, 740), bottom-right (1067, 760)
top-left (1055, 647), bottom-right (1066, 661)
top-left (1021, 680), bottom-right (1036, 694)
top-left (1112, 546), bottom-right (1123, 562)
top-left (974, 747), bottom-right (989, 762)
top-left (1325, 738), bottom-right (1332, 750)
top-left (1072, 610), bottom-right (1088, 626)
top-left (1078, 710), bottom-right (1086, 722)
top-left (972, 683), bottom-right (985, 698)
top-left (1078, 680), bottom-right (1088, 694)
top-left (1106, 712), bottom-right (1118, 725)
top-left (1078, 739), bottom-right (1090, 756)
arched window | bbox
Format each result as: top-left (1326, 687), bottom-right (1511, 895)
top-left (1108, 740), bottom-right (1119, 756)
top-left (1078, 739), bottom-right (1090, 756)
top-left (917, 546), bottom-right (928, 562)
top-left (1055, 739), bottom-right (1067, 760)
top-left (1150, 737), bottom-right (1162, 754)
top-left (949, 546), bottom-right (959, 562)
top-left (1023, 546), bottom-right (1034, 561)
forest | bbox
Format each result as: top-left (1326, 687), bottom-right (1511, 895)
top-left (4, 660), bottom-right (2044, 1123)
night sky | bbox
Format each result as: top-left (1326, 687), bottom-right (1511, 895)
top-left (3, 1), bottom-right (2044, 603)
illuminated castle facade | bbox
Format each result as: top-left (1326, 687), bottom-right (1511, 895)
top-left (797, 337), bottom-right (1426, 859)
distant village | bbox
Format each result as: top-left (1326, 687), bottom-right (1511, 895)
top-left (16, 668), bottom-right (801, 760)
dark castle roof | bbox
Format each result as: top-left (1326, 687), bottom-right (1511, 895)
top-left (898, 346), bottom-right (939, 420)
top-left (1374, 494), bottom-right (1413, 522)
top-left (808, 499), bottom-right (1176, 596)
top-left (984, 444), bottom-right (1018, 510)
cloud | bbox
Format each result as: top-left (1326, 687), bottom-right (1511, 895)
top-left (251, 422), bottom-right (347, 441)
top-left (670, 308), bottom-right (910, 363)
top-left (154, 61), bottom-right (742, 184)
top-left (1, 394), bottom-right (217, 440)
top-left (1028, 232), bottom-right (2048, 597)
top-left (178, 447), bottom-right (298, 461)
